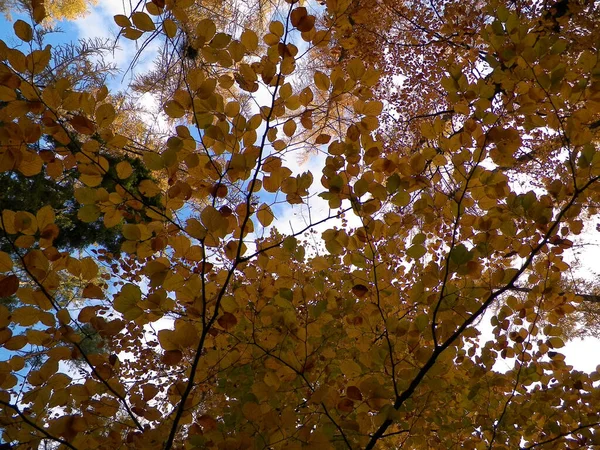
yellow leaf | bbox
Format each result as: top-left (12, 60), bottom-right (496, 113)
top-left (347, 58), bottom-right (366, 81)
top-left (241, 29), bottom-right (258, 52)
top-left (78, 205), bottom-right (101, 223)
top-left (196, 18), bottom-right (216, 41)
top-left (104, 208), bottom-right (122, 228)
top-left (340, 360), bottom-right (361, 378)
top-left (138, 179), bottom-right (161, 197)
top-left (36, 206), bottom-right (55, 230)
top-left (283, 119), bottom-right (297, 137)
top-left (263, 33), bottom-right (280, 46)
top-left (96, 103), bottom-right (115, 128)
top-left (163, 19), bottom-right (177, 38)
top-left (164, 100), bottom-right (185, 118)
top-left (210, 33), bottom-right (231, 49)
top-left (269, 21), bottom-right (285, 37)
top-left (548, 337), bottom-right (565, 348)
top-left (123, 27), bottom-right (144, 40)
top-left (224, 101), bottom-right (240, 117)
top-left (114, 14), bottom-right (131, 27)
top-left (264, 371), bottom-right (281, 389)
top-left (132, 12), bottom-right (155, 31)
top-left (18, 151), bottom-right (43, 177)
top-left (122, 224), bottom-right (141, 241)
top-left (185, 218), bottom-right (207, 240)
top-left (114, 284), bottom-right (143, 320)
top-left (363, 101), bottom-right (383, 116)
top-left (257, 204), bottom-right (274, 227)
top-left (74, 187), bottom-right (96, 205)
top-left (14, 211), bottom-right (37, 235)
top-left (314, 71), bottom-right (330, 91)
top-left (158, 329), bottom-right (178, 351)
top-left (116, 161), bottom-right (133, 179)
top-left (80, 258), bottom-right (98, 280)
top-left (201, 206), bottom-right (224, 232)
top-left (13, 20), bottom-right (33, 42)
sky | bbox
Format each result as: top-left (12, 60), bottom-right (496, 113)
top-left (0, 0), bottom-right (599, 380)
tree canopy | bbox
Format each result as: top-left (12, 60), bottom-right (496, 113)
top-left (1, 0), bottom-right (600, 449)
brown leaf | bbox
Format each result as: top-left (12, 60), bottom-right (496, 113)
top-left (217, 312), bottom-right (238, 330)
top-left (197, 414), bottom-right (217, 431)
top-left (352, 284), bottom-right (369, 298)
top-left (162, 350), bottom-right (183, 365)
top-left (69, 115), bottom-right (95, 135)
top-left (82, 283), bottom-right (104, 299)
top-left (337, 398), bottom-right (355, 413)
top-left (347, 386), bottom-right (363, 401)
top-left (0, 275), bottom-right (19, 297)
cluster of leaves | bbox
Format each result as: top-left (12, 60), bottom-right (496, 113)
top-left (0, 0), bottom-right (600, 449)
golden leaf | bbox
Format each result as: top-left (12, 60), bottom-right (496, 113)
top-left (132, 12), bottom-right (155, 31)
top-left (13, 20), bottom-right (33, 42)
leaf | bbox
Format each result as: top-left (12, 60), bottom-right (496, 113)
top-left (269, 21), bottom-right (284, 37)
top-left (70, 115), bottom-right (95, 135)
top-left (352, 284), bottom-right (369, 298)
top-left (406, 244), bottom-right (426, 259)
top-left (132, 12), bottom-right (155, 31)
top-left (201, 206), bottom-right (224, 232)
top-left (82, 283), bottom-right (104, 299)
top-left (139, 180), bottom-right (161, 197)
top-left (548, 337), bottom-right (565, 349)
top-left (340, 360), bottom-right (361, 378)
top-left (163, 19), bottom-right (178, 38)
top-left (116, 161), bottom-right (133, 179)
top-left (78, 205), bottom-right (101, 223)
top-left (241, 29), bottom-right (258, 52)
top-left (13, 20), bottom-right (33, 42)
top-left (283, 119), bottom-right (297, 137)
top-left (197, 414), bottom-right (217, 431)
top-left (337, 398), bottom-right (354, 412)
top-left (347, 58), bottom-right (366, 81)
top-left (363, 101), bottom-right (383, 116)
top-left (96, 103), bottom-right (116, 128)
top-left (217, 312), bottom-right (237, 330)
top-left (197, 18), bottom-right (217, 41)
top-left (0, 252), bottom-right (12, 272)
top-left (122, 224), bottom-right (141, 241)
top-left (36, 206), bottom-right (55, 231)
top-left (0, 275), bottom-right (19, 297)
top-left (113, 284), bottom-right (143, 320)
top-left (347, 386), bottom-right (363, 401)
top-left (114, 15), bottom-right (131, 27)
top-left (164, 100), bottom-right (185, 118)
top-left (123, 27), bottom-right (144, 40)
top-left (314, 71), bottom-right (330, 91)
top-left (256, 203), bottom-right (274, 227)
top-left (210, 33), bottom-right (231, 49)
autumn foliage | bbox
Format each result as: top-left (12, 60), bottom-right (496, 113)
top-left (1, 0), bottom-right (600, 448)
